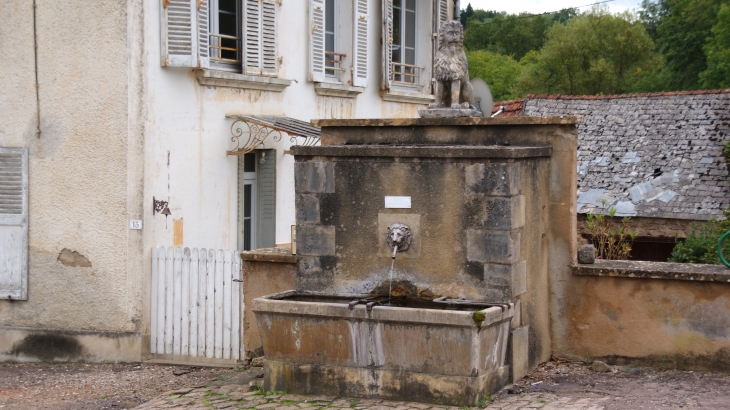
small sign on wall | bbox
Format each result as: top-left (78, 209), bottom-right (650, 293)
top-left (129, 220), bottom-right (143, 230)
top-left (385, 196), bottom-right (411, 209)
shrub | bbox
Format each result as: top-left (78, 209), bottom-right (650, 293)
top-left (669, 206), bottom-right (730, 264)
top-left (584, 205), bottom-right (637, 260)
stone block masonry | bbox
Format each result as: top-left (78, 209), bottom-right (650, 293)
top-left (291, 117), bottom-right (575, 385)
top-left (465, 162), bottom-right (527, 303)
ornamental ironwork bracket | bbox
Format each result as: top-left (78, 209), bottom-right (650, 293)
top-left (226, 115), bottom-right (320, 156)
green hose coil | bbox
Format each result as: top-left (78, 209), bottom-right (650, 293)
top-left (719, 231), bottom-right (730, 268)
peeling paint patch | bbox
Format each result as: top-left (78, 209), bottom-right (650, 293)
top-left (57, 249), bottom-right (92, 268)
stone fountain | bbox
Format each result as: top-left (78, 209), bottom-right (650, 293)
top-left (252, 114), bottom-right (580, 406)
top-left (252, 17), bottom-right (579, 407)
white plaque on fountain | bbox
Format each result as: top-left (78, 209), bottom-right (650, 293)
top-left (385, 196), bottom-right (411, 209)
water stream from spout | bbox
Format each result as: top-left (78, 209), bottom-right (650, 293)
top-left (389, 245), bottom-right (397, 305)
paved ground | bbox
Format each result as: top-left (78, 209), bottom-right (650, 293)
top-left (1, 360), bottom-right (729, 409)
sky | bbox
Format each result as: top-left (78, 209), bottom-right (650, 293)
top-left (463, 0), bottom-right (644, 15)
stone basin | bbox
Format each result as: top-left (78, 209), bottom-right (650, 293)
top-left (253, 291), bottom-right (513, 406)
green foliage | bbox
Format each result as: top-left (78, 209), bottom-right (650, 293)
top-left (584, 203), bottom-right (637, 260)
top-left (467, 50), bottom-right (523, 101)
top-left (700, 4), bottom-right (730, 89)
top-left (460, 3), bottom-right (475, 27)
top-left (464, 10), bottom-right (576, 60)
top-left (669, 207), bottom-right (730, 264)
top-left (517, 9), bottom-right (662, 96)
top-left (641, 0), bottom-right (725, 90)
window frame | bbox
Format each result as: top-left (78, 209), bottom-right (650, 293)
top-left (324, 0), bottom-right (337, 79)
top-left (208, 0), bottom-right (243, 73)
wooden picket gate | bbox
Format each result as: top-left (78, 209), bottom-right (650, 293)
top-left (150, 247), bottom-right (242, 366)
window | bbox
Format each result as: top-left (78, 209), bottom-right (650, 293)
top-left (310, 0), bottom-right (368, 87)
top-left (324, 0), bottom-right (340, 78)
top-left (160, 0), bottom-right (278, 77)
top-left (209, 0), bottom-right (242, 71)
top-left (382, 0), bottom-right (450, 96)
top-left (392, 0), bottom-right (417, 84)
top-left (241, 153), bottom-right (257, 251)
top-left (238, 151), bottom-right (276, 251)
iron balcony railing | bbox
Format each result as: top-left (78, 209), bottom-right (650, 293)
top-left (209, 33), bottom-right (242, 64)
top-left (392, 62), bottom-right (423, 85)
top-left (325, 51), bottom-right (347, 76)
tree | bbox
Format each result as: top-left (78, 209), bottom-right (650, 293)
top-left (460, 3), bottom-right (474, 27)
top-left (700, 4), bottom-right (730, 88)
top-left (464, 10), bottom-right (577, 60)
top-left (517, 9), bottom-right (662, 95)
top-left (467, 50), bottom-right (523, 101)
top-left (640, 0), bottom-right (725, 90)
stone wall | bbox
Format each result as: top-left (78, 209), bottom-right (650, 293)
top-left (240, 248), bottom-right (296, 362)
top-left (577, 215), bottom-right (698, 241)
top-left (566, 260), bottom-right (730, 372)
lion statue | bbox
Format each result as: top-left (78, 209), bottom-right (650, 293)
top-left (429, 20), bottom-right (474, 110)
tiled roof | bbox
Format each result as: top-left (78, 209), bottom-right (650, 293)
top-left (490, 99), bottom-right (524, 117)
top-left (493, 90), bottom-right (730, 220)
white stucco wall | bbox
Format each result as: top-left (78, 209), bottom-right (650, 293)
top-left (143, 0), bottom-right (431, 253)
top-left (0, 0), bottom-right (144, 361)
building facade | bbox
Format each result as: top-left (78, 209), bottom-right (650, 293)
top-left (0, 0), bottom-right (453, 362)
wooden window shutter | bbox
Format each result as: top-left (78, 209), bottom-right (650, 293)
top-left (0, 148), bottom-right (28, 300)
top-left (197, 0), bottom-right (210, 68)
top-left (244, 0), bottom-right (262, 75)
top-left (352, 0), bottom-right (369, 87)
top-left (382, 0), bottom-right (393, 91)
top-left (161, 0), bottom-right (208, 67)
top-left (261, 0), bottom-right (278, 76)
top-left (257, 150), bottom-right (276, 248)
top-left (244, 0), bottom-right (278, 76)
top-left (309, 0), bottom-right (326, 82)
top-left (439, 0), bottom-right (450, 24)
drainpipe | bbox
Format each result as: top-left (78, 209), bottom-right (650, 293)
top-left (33, 0), bottom-right (41, 138)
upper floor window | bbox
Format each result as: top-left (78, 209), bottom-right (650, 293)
top-left (392, 0), bottom-right (417, 84)
top-left (310, 0), bottom-right (369, 87)
top-left (209, 0), bottom-right (242, 70)
top-left (324, 0), bottom-right (344, 78)
top-left (160, 0), bottom-right (278, 77)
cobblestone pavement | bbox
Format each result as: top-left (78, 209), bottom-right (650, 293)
top-left (136, 388), bottom-right (609, 410)
top-left (136, 360), bottom-right (730, 410)
top-left (3, 360), bottom-right (728, 409)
